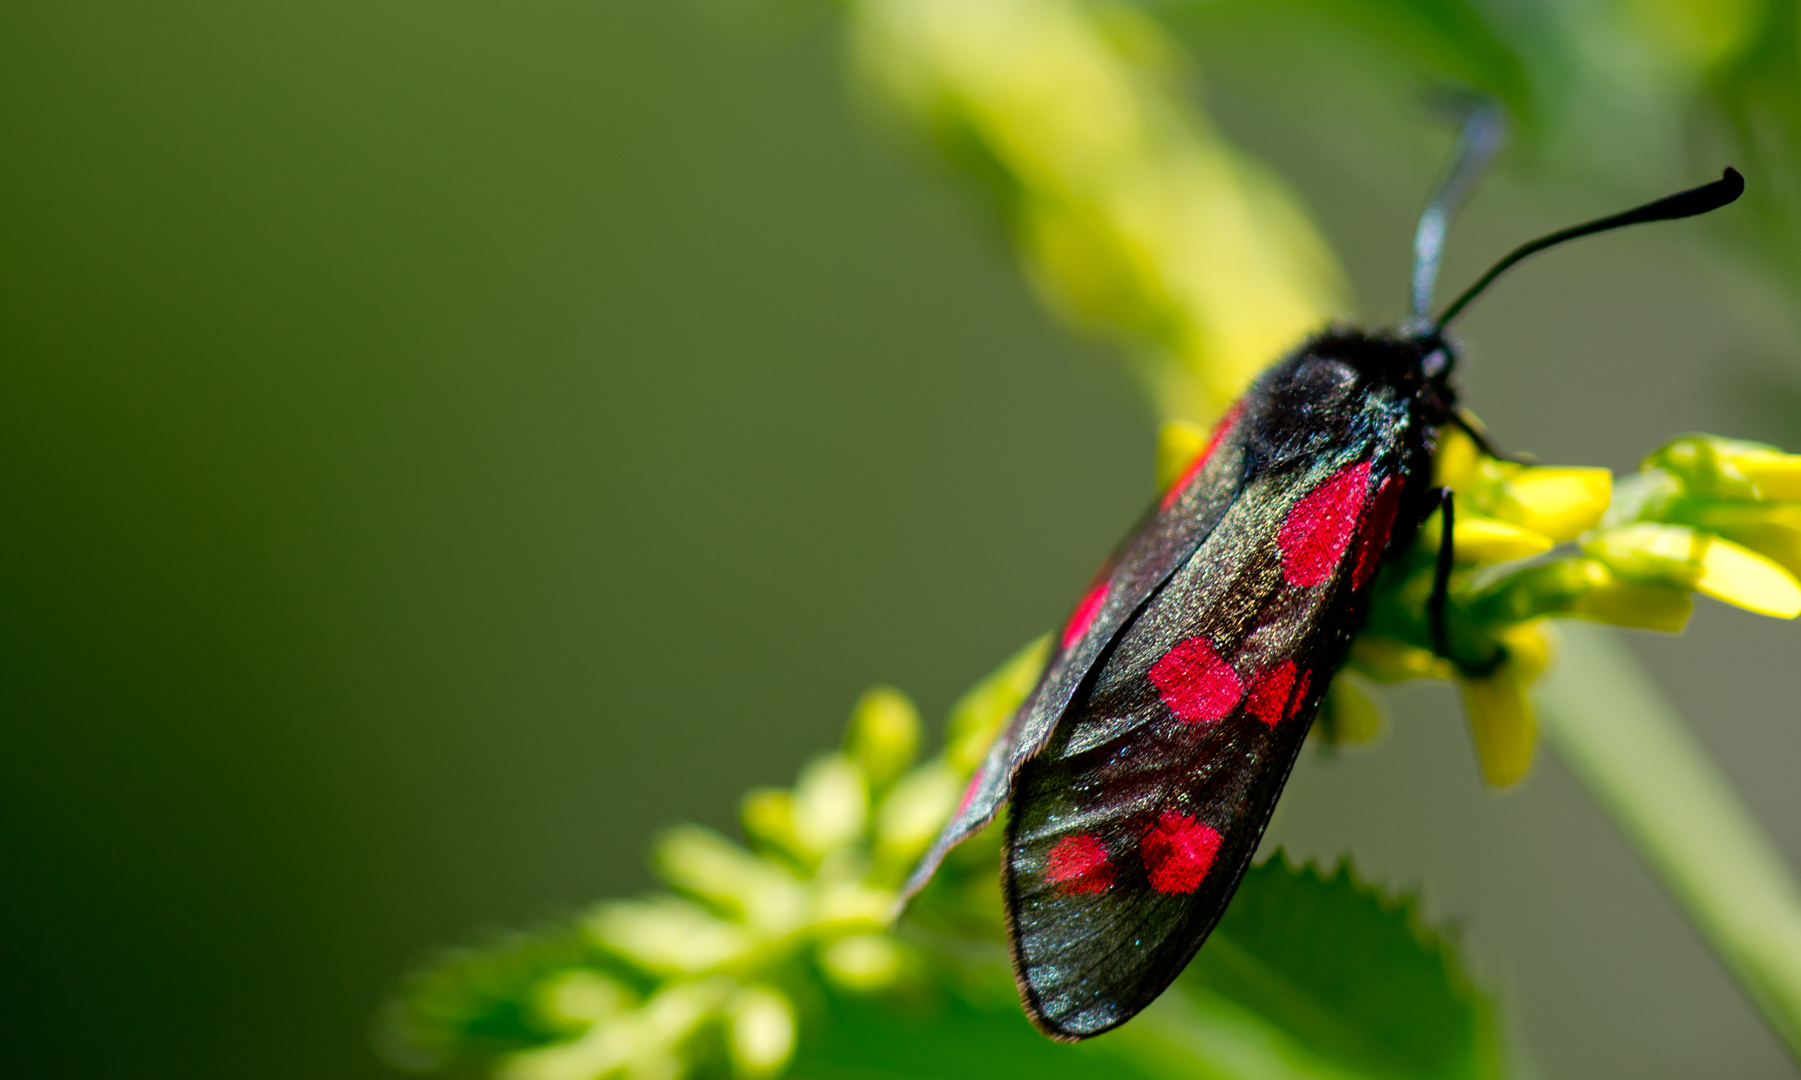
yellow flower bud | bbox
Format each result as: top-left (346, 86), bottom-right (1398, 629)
top-left (1694, 537), bottom-right (1801, 617)
top-left (741, 788), bottom-right (800, 857)
top-left (1157, 419), bottom-right (1209, 490)
top-left (1492, 467), bottom-right (1612, 541)
top-left (1731, 449), bottom-right (1801, 501)
top-left (1458, 666), bottom-right (1535, 787)
top-left (653, 827), bottom-right (807, 935)
top-left (1643, 434), bottom-right (1798, 500)
top-left (1420, 510), bottom-right (1555, 563)
top-left (812, 880), bottom-right (894, 930)
top-left (1689, 503), bottom-right (1801, 580)
top-left (645, 980), bottom-right (731, 1041)
top-left (791, 756), bottom-right (868, 856)
top-left (873, 762), bottom-right (962, 867)
top-left (727, 987), bottom-right (796, 1079)
top-left (586, 898), bottom-right (754, 975)
top-left (844, 686), bottom-right (922, 789)
top-left (534, 971), bottom-right (630, 1032)
top-left (1348, 635), bottom-right (1454, 682)
top-left (1585, 523), bottom-right (1801, 618)
top-left (820, 934), bottom-right (905, 991)
top-left (1495, 619), bottom-right (1554, 684)
top-left (1434, 424), bottom-right (1481, 491)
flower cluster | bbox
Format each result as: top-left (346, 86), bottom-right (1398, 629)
top-left (418, 650), bottom-right (1044, 1080)
top-left (1161, 422), bottom-right (1801, 788)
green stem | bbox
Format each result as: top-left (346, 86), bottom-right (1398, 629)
top-left (1535, 622), bottom-right (1801, 1061)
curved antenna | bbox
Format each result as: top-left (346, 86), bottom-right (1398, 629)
top-left (1434, 167), bottom-right (1745, 332)
top-left (1410, 103), bottom-right (1507, 326)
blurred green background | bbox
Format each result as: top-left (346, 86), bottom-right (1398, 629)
top-left (3, 2), bottom-right (1799, 1078)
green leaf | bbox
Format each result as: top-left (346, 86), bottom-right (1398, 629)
top-left (793, 854), bottom-right (1501, 1080)
top-left (1162, 852), bottom-right (1503, 1080)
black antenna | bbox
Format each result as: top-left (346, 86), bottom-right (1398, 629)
top-left (1410, 103), bottom-right (1507, 328)
top-left (1434, 167), bottom-right (1745, 332)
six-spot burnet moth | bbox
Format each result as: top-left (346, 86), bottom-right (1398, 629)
top-left (897, 108), bottom-right (1746, 1041)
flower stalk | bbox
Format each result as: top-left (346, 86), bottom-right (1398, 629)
top-left (1536, 624), bottom-right (1801, 1058)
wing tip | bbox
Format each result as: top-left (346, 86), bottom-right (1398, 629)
top-left (1019, 994), bottom-right (1137, 1042)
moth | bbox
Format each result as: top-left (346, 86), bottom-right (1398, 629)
top-left (900, 110), bottom-right (1744, 1040)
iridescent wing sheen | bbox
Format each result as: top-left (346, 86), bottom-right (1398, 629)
top-left (1003, 439), bottom-right (1413, 1039)
top-left (899, 408), bottom-right (1249, 900)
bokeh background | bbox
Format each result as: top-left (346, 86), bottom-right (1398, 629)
top-left (4, 2), bottom-right (1800, 1078)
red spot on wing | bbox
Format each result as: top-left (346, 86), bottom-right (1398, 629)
top-left (1352, 476), bottom-right (1404, 588)
top-left (1245, 660), bottom-right (1297, 728)
top-left (1148, 637), bottom-right (1243, 723)
top-left (1060, 579), bottom-right (1109, 649)
top-left (1046, 833), bottom-right (1115, 895)
top-left (1142, 810), bottom-right (1222, 894)
top-left (1160, 403), bottom-right (1245, 511)
top-left (1288, 669), bottom-right (1315, 722)
top-left (1279, 461), bottom-right (1372, 587)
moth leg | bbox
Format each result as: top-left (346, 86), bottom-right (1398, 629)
top-left (1428, 487), bottom-right (1456, 661)
top-left (1427, 488), bottom-right (1508, 677)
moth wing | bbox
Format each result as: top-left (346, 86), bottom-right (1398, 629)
top-left (1004, 449), bottom-right (1408, 1039)
top-left (900, 411), bottom-right (1250, 899)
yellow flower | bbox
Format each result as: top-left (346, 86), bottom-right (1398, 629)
top-left (1645, 433), bottom-right (1801, 501)
top-left (1584, 524), bottom-right (1801, 618)
top-left (726, 987), bottom-right (797, 1079)
top-left (1490, 467), bottom-right (1613, 541)
top-left (1437, 427), bottom-right (1612, 542)
top-left (1459, 664), bottom-right (1536, 788)
top-left (1419, 510), bottom-right (1554, 563)
top-left (1361, 425), bottom-right (1801, 786)
top-left (844, 687), bottom-right (922, 789)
